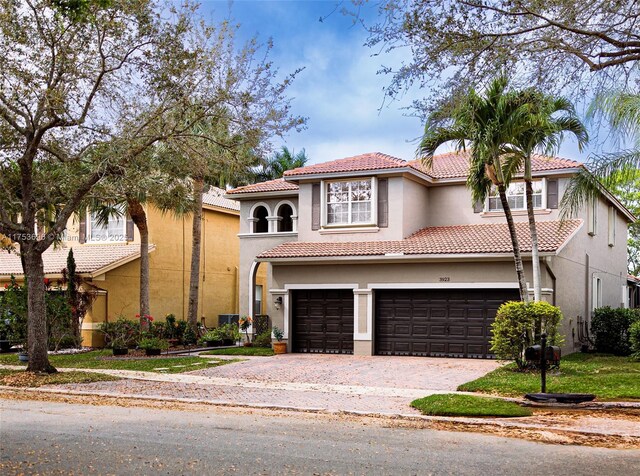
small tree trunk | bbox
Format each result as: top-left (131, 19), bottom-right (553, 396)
top-left (187, 178), bottom-right (204, 330)
top-left (22, 245), bottom-right (56, 373)
top-left (525, 179), bottom-right (542, 302)
top-left (498, 185), bottom-right (529, 302)
top-left (127, 198), bottom-right (150, 324)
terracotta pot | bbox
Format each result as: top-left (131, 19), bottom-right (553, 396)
top-left (243, 342), bottom-right (253, 347)
top-left (273, 342), bottom-right (287, 354)
top-left (145, 348), bottom-right (161, 356)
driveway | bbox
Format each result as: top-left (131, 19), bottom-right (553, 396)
top-left (193, 353), bottom-right (502, 391)
top-left (38, 354), bottom-right (503, 416)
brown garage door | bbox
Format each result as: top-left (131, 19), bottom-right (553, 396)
top-left (292, 289), bottom-right (354, 354)
top-left (375, 288), bottom-right (519, 358)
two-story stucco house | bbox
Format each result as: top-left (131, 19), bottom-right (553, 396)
top-left (227, 151), bottom-right (634, 358)
top-left (0, 187), bottom-right (267, 346)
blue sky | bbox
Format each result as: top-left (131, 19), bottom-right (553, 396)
top-left (201, 1), bottom-right (593, 165)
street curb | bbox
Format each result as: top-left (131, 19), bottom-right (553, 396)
top-left (1, 385), bottom-right (639, 440)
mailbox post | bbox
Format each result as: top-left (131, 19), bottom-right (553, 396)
top-left (540, 333), bottom-right (547, 393)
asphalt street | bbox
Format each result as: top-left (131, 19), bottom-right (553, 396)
top-left (1, 398), bottom-right (639, 475)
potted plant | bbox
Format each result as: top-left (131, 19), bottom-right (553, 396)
top-left (239, 316), bottom-right (252, 347)
top-left (220, 323), bottom-right (240, 346)
top-left (272, 326), bottom-right (286, 354)
top-left (110, 337), bottom-right (129, 356)
top-left (199, 329), bottom-right (223, 347)
top-left (138, 337), bottom-right (169, 356)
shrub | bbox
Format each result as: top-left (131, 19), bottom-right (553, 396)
top-left (490, 301), bottom-right (564, 370)
top-left (253, 330), bottom-right (272, 348)
top-left (198, 329), bottom-right (223, 345)
top-left (138, 337), bottom-right (169, 350)
top-left (218, 323), bottom-right (241, 342)
top-left (99, 317), bottom-right (140, 349)
top-left (627, 320), bottom-right (640, 360)
top-left (182, 324), bottom-right (197, 345)
top-left (591, 307), bottom-right (640, 356)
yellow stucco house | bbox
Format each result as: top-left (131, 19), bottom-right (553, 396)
top-left (0, 187), bottom-right (267, 346)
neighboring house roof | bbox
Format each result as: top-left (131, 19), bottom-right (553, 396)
top-left (258, 220), bottom-right (582, 260)
top-left (629, 274), bottom-right (640, 285)
top-left (225, 178), bottom-right (300, 196)
top-left (202, 186), bottom-right (240, 211)
top-left (0, 244), bottom-right (154, 278)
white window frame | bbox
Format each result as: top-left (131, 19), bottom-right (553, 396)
top-left (608, 206), bottom-right (616, 246)
top-left (254, 284), bottom-right (263, 315)
top-left (486, 179), bottom-right (546, 212)
top-left (588, 198), bottom-right (598, 236)
top-left (592, 276), bottom-right (602, 311)
top-left (87, 208), bottom-right (127, 243)
top-left (321, 177), bottom-right (377, 227)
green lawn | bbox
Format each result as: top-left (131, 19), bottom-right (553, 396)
top-left (0, 350), bottom-right (238, 374)
top-left (201, 347), bottom-right (274, 356)
top-left (0, 369), bottom-right (120, 387)
top-left (458, 353), bottom-right (640, 401)
top-left (411, 394), bottom-right (532, 418)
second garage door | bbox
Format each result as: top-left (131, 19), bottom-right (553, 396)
top-left (292, 289), bottom-right (354, 354)
top-left (375, 288), bottom-right (519, 358)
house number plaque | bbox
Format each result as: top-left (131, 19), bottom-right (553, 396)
top-left (439, 277), bottom-right (450, 282)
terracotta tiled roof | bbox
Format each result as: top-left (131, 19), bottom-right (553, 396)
top-left (0, 244), bottom-right (152, 277)
top-left (226, 178), bottom-right (299, 195)
top-left (258, 220), bottom-right (582, 259)
top-left (409, 151), bottom-right (581, 179)
top-left (283, 152), bottom-right (407, 176)
top-left (629, 274), bottom-right (640, 284)
top-left (202, 186), bottom-right (240, 211)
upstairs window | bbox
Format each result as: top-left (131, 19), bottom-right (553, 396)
top-left (277, 204), bottom-right (294, 232)
top-left (88, 210), bottom-right (126, 242)
top-left (488, 181), bottom-right (543, 212)
top-left (326, 179), bottom-right (373, 225)
top-left (253, 206), bottom-right (269, 233)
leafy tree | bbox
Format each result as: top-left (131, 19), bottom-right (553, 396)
top-left (0, 1), bottom-right (303, 372)
top-left (254, 146), bottom-right (309, 182)
top-left (420, 76), bottom-right (530, 301)
top-left (506, 93), bottom-right (588, 300)
top-left (356, 0), bottom-right (640, 113)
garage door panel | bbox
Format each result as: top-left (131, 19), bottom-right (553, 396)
top-left (292, 289), bottom-right (354, 354)
top-left (375, 288), bottom-right (518, 358)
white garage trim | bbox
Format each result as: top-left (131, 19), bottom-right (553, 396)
top-left (367, 282), bottom-right (519, 290)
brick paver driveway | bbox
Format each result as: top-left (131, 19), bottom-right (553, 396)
top-left (43, 355), bottom-right (503, 416)
top-left (193, 353), bottom-right (502, 392)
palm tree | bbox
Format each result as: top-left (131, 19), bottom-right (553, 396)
top-left (562, 90), bottom-right (640, 220)
top-left (419, 76), bottom-right (531, 301)
top-left (506, 93), bottom-right (588, 301)
top-left (254, 146), bottom-right (308, 182)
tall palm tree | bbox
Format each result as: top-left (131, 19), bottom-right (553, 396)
top-left (419, 76), bottom-right (531, 301)
top-left (254, 146), bottom-right (308, 182)
top-left (506, 93), bottom-right (588, 301)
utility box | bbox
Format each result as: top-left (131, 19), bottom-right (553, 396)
top-left (218, 314), bottom-right (239, 327)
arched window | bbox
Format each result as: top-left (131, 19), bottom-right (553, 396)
top-left (254, 206), bottom-right (269, 233)
top-left (277, 204), bottom-right (294, 232)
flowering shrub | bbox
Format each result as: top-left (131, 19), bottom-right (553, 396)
top-left (239, 316), bottom-right (252, 343)
top-left (99, 317), bottom-right (140, 349)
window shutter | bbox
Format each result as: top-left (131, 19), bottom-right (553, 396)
top-left (311, 183), bottom-right (320, 230)
top-left (377, 178), bottom-right (388, 227)
top-left (78, 214), bottom-right (86, 244)
top-left (473, 199), bottom-right (484, 213)
top-left (126, 216), bottom-right (135, 241)
top-left (547, 179), bottom-right (558, 209)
